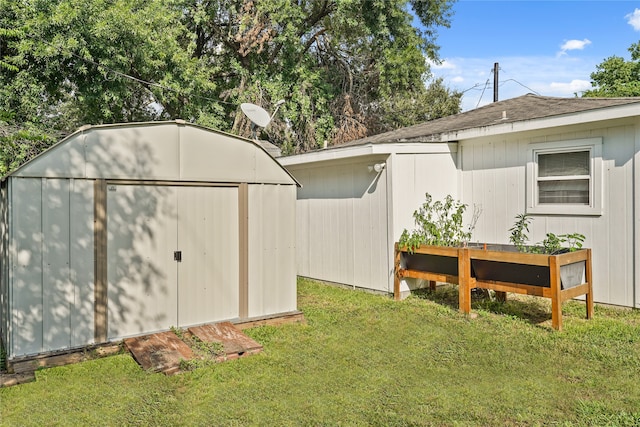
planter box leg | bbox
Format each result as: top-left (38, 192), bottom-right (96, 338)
top-left (429, 280), bottom-right (437, 291)
top-left (458, 248), bottom-right (471, 314)
top-left (394, 244), bottom-right (401, 301)
top-left (495, 291), bottom-right (507, 302)
top-left (586, 249), bottom-right (594, 320)
top-left (550, 256), bottom-right (562, 331)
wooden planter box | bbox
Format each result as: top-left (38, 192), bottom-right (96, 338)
top-left (394, 243), bottom-right (594, 330)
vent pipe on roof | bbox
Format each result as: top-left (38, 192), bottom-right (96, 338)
top-left (493, 62), bottom-right (499, 102)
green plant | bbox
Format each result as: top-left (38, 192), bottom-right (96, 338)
top-left (535, 232), bottom-right (586, 255)
top-left (170, 325), bottom-right (225, 371)
top-left (0, 341), bottom-right (6, 372)
top-left (509, 213), bottom-right (532, 252)
top-left (509, 214), bottom-right (586, 254)
top-left (399, 193), bottom-right (480, 251)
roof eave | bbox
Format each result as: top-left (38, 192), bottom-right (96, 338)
top-left (278, 141), bottom-right (457, 166)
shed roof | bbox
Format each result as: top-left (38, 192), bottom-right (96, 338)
top-left (7, 121), bottom-right (299, 186)
top-left (339, 94), bottom-right (640, 146)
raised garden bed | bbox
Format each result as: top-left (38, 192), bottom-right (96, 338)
top-left (394, 243), bottom-right (594, 330)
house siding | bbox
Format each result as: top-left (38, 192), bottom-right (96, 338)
top-left (289, 157), bottom-right (390, 292)
top-left (460, 122), bottom-right (637, 308)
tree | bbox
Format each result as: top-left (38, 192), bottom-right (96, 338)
top-left (1, 0), bottom-right (461, 165)
top-left (583, 41), bottom-right (640, 97)
top-left (1, 0), bottom-right (220, 128)
top-left (173, 0), bottom-right (460, 152)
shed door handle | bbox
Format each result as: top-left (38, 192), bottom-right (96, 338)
top-left (174, 251), bottom-right (182, 262)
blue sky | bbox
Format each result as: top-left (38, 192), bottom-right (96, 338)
top-left (426, 1), bottom-right (640, 111)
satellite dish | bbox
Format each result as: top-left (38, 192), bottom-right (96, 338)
top-left (241, 103), bottom-right (271, 128)
top-left (240, 100), bottom-right (286, 140)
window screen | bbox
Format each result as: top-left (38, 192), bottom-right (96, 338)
top-left (537, 151), bottom-right (590, 205)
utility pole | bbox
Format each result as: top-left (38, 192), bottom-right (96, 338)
top-left (493, 62), bottom-right (499, 102)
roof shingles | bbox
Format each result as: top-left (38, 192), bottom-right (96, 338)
top-left (338, 94), bottom-right (640, 147)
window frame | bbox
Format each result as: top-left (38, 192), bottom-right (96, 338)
top-left (526, 138), bottom-right (602, 216)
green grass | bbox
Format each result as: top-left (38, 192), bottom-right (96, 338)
top-left (2, 278), bottom-right (640, 426)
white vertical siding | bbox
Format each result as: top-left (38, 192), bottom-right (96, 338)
top-left (42, 178), bottom-right (72, 351)
top-left (290, 159), bottom-right (390, 292)
top-left (177, 186), bottom-right (239, 326)
top-left (10, 178), bottom-right (43, 356)
top-left (391, 152), bottom-right (459, 242)
top-left (460, 123), bottom-right (637, 307)
top-left (247, 184), bottom-right (297, 317)
top-left (69, 179), bottom-right (95, 347)
top-left (107, 184), bottom-right (179, 340)
top-left (0, 182), bottom-right (7, 353)
top-left (9, 177), bottom-right (95, 357)
top-left (635, 123), bottom-right (640, 308)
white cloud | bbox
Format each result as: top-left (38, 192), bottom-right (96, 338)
top-left (558, 39), bottom-right (592, 56)
top-left (430, 56), bottom-right (599, 111)
top-left (428, 59), bottom-right (457, 70)
top-left (549, 80), bottom-right (592, 95)
top-left (626, 9), bottom-right (640, 31)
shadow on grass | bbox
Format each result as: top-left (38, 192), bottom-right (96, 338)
top-left (411, 285), bottom-right (554, 326)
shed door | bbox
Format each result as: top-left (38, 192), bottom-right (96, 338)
top-left (106, 185), bottom-right (239, 340)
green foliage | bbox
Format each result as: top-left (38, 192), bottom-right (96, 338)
top-left (2, 278), bottom-right (640, 425)
top-left (170, 326), bottom-right (225, 372)
top-left (399, 193), bottom-right (478, 251)
top-left (0, 341), bottom-right (5, 372)
top-left (509, 213), bottom-right (586, 254)
top-left (534, 232), bottom-right (585, 255)
top-left (583, 41), bottom-right (640, 97)
top-left (367, 77), bottom-right (462, 135)
top-left (0, 123), bottom-right (57, 176)
top-left (0, 0), bottom-right (460, 170)
top-left (508, 213), bottom-right (531, 252)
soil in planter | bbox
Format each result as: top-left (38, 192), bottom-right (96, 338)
top-left (403, 253), bottom-right (459, 277)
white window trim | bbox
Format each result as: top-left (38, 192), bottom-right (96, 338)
top-left (526, 137), bottom-right (602, 216)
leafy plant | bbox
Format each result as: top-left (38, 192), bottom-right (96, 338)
top-left (0, 341), bottom-right (6, 372)
top-left (535, 232), bottom-right (585, 255)
top-left (509, 213), bottom-right (532, 252)
top-left (509, 214), bottom-right (585, 254)
top-left (170, 325), bottom-right (225, 372)
top-left (399, 193), bottom-right (480, 251)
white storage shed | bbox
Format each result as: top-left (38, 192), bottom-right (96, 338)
top-left (280, 95), bottom-right (640, 309)
top-left (0, 121), bottom-right (299, 361)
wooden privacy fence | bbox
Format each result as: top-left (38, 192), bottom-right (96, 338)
top-left (394, 243), bottom-right (594, 331)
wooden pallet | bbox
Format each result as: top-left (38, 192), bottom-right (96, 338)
top-left (124, 331), bottom-right (195, 375)
top-left (189, 322), bottom-right (263, 360)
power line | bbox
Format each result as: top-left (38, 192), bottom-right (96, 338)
top-left (500, 78), bottom-right (541, 96)
top-left (31, 34), bottom-right (238, 106)
top-left (475, 79), bottom-right (490, 109)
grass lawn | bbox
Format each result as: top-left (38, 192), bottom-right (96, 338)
top-left (2, 278), bottom-right (640, 426)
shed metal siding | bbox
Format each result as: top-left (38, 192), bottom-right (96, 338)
top-left (247, 184), bottom-right (297, 317)
top-left (9, 177), bottom-right (95, 357)
top-left (2, 122), bottom-right (298, 359)
top-left (106, 184), bottom-right (242, 340)
top-left (106, 184), bottom-right (180, 340)
top-left (177, 186), bottom-right (240, 326)
top-left (0, 182), bottom-right (8, 353)
top-left (12, 122), bottom-right (297, 185)
top-left (460, 123), bottom-right (636, 308)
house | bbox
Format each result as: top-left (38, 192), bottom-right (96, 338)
top-left (0, 121), bottom-right (300, 362)
top-left (279, 94), bottom-right (640, 309)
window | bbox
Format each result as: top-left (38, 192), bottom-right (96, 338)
top-left (527, 138), bottom-right (602, 215)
